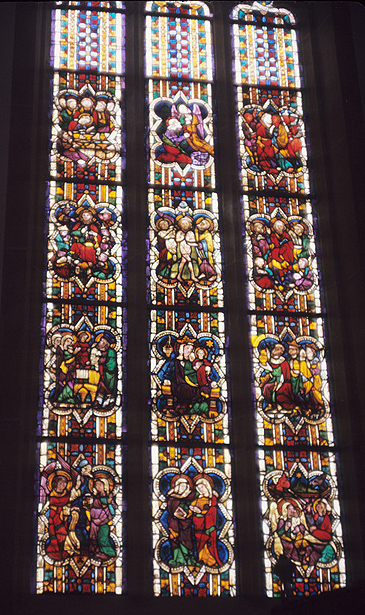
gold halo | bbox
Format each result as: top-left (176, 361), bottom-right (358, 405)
top-left (313, 498), bottom-right (328, 513)
top-left (76, 205), bottom-right (96, 218)
top-left (170, 473), bottom-right (193, 491)
top-left (77, 330), bottom-right (91, 342)
top-left (89, 470), bottom-right (115, 495)
top-left (47, 469), bottom-right (72, 494)
top-left (194, 215), bottom-right (214, 231)
top-left (277, 498), bottom-right (300, 516)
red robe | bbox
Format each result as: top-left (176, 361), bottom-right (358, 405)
top-left (46, 492), bottom-right (70, 561)
top-left (312, 513), bottom-right (331, 541)
top-left (70, 222), bottom-right (101, 265)
top-left (270, 231), bottom-right (294, 273)
top-left (192, 495), bottom-right (222, 567)
top-left (263, 359), bottom-right (296, 411)
top-left (256, 122), bottom-right (276, 171)
top-left (192, 358), bottom-right (211, 399)
top-left (75, 341), bottom-right (90, 367)
top-left (307, 512), bottom-right (332, 566)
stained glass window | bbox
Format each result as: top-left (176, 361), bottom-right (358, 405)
top-left (35, 1), bottom-right (125, 594)
top-left (30, 0), bottom-right (350, 599)
top-left (146, 1), bottom-right (236, 596)
top-left (231, 1), bottom-right (346, 598)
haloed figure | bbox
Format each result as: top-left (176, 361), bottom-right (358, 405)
top-left (89, 474), bottom-right (116, 561)
top-left (190, 474), bottom-right (222, 567)
top-left (46, 472), bottom-right (73, 561)
top-left (167, 475), bottom-right (196, 567)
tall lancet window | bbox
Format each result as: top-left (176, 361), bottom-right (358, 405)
top-left (231, 1), bottom-right (346, 598)
top-left (35, 1), bottom-right (125, 594)
top-left (146, 1), bottom-right (236, 597)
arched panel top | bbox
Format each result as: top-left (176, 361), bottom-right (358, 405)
top-left (56, 1), bottom-right (125, 9)
top-left (146, 1), bottom-right (212, 18)
top-left (52, 3), bottom-right (125, 73)
top-left (231, 1), bottom-right (296, 26)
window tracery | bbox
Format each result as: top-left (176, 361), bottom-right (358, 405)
top-left (33, 0), bottom-right (347, 598)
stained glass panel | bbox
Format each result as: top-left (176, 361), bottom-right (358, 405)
top-left (148, 189), bottom-right (223, 308)
top-left (146, 1), bottom-right (236, 596)
top-left (259, 452), bottom-right (345, 596)
top-left (242, 194), bottom-right (320, 313)
top-left (231, 1), bottom-right (345, 598)
top-left (41, 301), bottom-right (123, 439)
top-left (47, 182), bottom-right (124, 303)
top-left (150, 309), bottom-right (229, 444)
top-left (36, 2), bottom-right (125, 593)
top-left (51, 72), bottom-right (123, 182)
top-left (53, 6), bottom-right (124, 73)
top-left (36, 440), bottom-right (123, 593)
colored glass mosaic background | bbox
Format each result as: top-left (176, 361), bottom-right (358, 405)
top-left (36, 2), bottom-right (125, 593)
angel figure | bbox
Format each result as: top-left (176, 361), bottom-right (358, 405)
top-left (40, 455), bottom-right (80, 560)
top-left (40, 453), bottom-right (93, 559)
